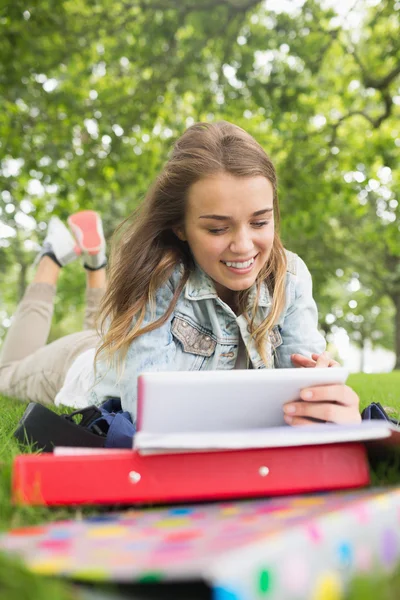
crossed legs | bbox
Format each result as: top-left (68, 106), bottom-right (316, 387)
top-left (0, 212), bottom-right (106, 404)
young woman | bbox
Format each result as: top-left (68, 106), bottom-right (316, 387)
top-left (90, 120), bottom-right (361, 427)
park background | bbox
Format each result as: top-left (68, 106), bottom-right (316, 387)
top-left (0, 0), bottom-right (399, 373)
top-left (1, 4), bottom-right (400, 599)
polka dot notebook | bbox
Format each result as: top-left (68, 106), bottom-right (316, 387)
top-left (1, 487), bottom-right (400, 599)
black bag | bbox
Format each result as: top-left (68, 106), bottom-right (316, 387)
top-left (14, 399), bottom-right (135, 453)
top-left (14, 402), bottom-right (107, 452)
top-left (361, 402), bottom-right (399, 426)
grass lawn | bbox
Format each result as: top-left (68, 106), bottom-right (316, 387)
top-left (0, 372), bottom-right (400, 599)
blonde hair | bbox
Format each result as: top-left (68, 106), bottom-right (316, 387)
top-left (96, 121), bottom-right (287, 368)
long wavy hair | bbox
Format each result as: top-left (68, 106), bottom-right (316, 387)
top-left (96, 121), bottom-right (287, 368)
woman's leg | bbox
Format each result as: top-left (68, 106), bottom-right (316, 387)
top-left (0, 213), bottom-right (80, 366)
top-left (84, 268), bottom-right (107, 331)
top-left (0, 213), bottom-right (97, 402)
top-left (0, 330), bottom-right (99, 404)
top-left (0, 273), bottom-right (57, 365)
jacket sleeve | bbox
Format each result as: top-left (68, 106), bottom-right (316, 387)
top-left (89, 277), bottom-right (178, 420)
top-left (274, 255), bottom-right (326, 368)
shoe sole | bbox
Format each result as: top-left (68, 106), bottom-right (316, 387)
top-left (68, 211), bottom-right (103, 255)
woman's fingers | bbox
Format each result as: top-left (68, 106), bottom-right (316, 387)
top-left (283, 384), bottom-right (361, 425)
top-left (291, 353), bottom-right (316, 368)
top-left (311, 353), bottom-right (340, 367)
top-left (299, 384), bottom-right (359, 407)
top-left (291, 352), bottom-right (340, 369)
top-left (286, 357), bottom-right (360, 425)
top-left (283, 398), bottom-right (361, 425)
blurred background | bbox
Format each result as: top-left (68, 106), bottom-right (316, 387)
top-left (0, 0), bottom-right (399, 372)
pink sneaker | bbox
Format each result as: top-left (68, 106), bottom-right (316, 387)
top-left (68, 210), bottom-right (107, 270)
top-left (35, 216), bottom-right (81, 267)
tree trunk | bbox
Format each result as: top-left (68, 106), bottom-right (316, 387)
top-left (359, 338), bottom-right (367, 373)
top-left (394, 293), bottom-right (400, 370)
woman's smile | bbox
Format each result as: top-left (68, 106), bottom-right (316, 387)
top-left (221, 254), bottom-right (258, 274)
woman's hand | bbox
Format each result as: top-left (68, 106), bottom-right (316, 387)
top-left (291, 351), bottom-right (339, 368)
top-left (284, 351), bottom-right (361, 425)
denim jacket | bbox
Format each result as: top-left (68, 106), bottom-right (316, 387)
top-left (90, 250), bottom-right (326, 419)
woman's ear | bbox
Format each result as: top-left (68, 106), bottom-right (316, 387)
top-left (173, 226), bottom-right (187, 242)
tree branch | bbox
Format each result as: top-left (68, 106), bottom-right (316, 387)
top-left (368, 61), bottom-right (400, 91)
top-left (329, 78), bottom-right (396, 147)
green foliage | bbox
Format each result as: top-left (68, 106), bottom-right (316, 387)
top-left (1, 0), bottom-right (399, 364)
top-left (320, 273), bottom-right (395, 358)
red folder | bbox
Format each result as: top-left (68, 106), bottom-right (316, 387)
top-left (13, 442), bottom-right (369, 506)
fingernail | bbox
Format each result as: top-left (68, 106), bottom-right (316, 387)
top-left (284, 415), bottom-right (293, 424)
top-left (284, 404), bottom-right (296, 414)
top-left (302, 391), bottom-right (313, 400)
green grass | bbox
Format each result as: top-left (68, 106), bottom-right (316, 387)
top-left (0, 372), bottom-right (400, 599)
top-left (0, 398), bottom-right (81, 599)
top-left (0, 552), bottom-right (74, 600)
top-left (0, 398), bottom-right (82, 531)
top-left (348, 372), bottom-right (400, 414)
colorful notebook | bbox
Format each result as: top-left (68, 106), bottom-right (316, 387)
top-left (2, 487), bottom-right (400, 600)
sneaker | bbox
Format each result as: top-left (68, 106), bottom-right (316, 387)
top-left (68, 210), bottom-right (107, 270)
top-left (35, 216), bottom-right (81, 267)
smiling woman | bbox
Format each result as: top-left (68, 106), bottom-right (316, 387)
top-left (73, 120), bottom-right (361, 428)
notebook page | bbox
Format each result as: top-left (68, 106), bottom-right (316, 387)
top-left (134, 421), bottom-right (393, 455)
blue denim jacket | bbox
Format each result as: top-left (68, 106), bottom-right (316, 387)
top-left (90, 250), bottom-right (326, 419)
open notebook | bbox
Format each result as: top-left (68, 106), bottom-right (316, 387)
top-left (134, 369), bottom-right (400, 455)
top-left (134, 422), bottom-right (400, 455)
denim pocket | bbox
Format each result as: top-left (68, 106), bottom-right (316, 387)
top-left (171, 316), bottom-right (216, 357)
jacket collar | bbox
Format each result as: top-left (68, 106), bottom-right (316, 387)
top-left (184, 263), bottom-right (271, 307)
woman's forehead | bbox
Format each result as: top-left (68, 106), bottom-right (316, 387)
top-left (187, 173), bottom-right (273, 216)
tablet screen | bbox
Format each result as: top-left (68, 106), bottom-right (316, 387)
top-left (137, 368), bottom-right (349, 434)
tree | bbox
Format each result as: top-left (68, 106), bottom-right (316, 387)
top-left (319, 272), bottom-right (395, 371)
top-left (1, 0), bottom-right (399, 367)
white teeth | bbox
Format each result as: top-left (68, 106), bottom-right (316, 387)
top-left (224, 258), bottom-right (254, 269)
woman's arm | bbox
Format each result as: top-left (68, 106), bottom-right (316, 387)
top-left (275, 256), bottom-right (361, 424)
top-left (274, 256), bottom-right (326, 368)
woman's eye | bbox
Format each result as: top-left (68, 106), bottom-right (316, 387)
top-left (252, 221), bottom-right (269, 228)
top-left (208, 228), bottom-right (227, 235)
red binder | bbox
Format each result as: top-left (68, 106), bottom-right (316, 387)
top-left (13, 442), bottom-right (369, 506)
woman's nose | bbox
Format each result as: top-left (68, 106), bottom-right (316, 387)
top-left (229, 229), bottom-right (254, 255)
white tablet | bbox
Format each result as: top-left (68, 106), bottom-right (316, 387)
top-left (136, 368), bottom-right (349, 434)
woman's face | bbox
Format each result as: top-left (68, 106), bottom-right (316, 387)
top-left (177, 172), bottom-right (275, 306)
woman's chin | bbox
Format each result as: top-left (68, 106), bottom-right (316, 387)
top-left (218, 274), bottom-right (258, 293)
